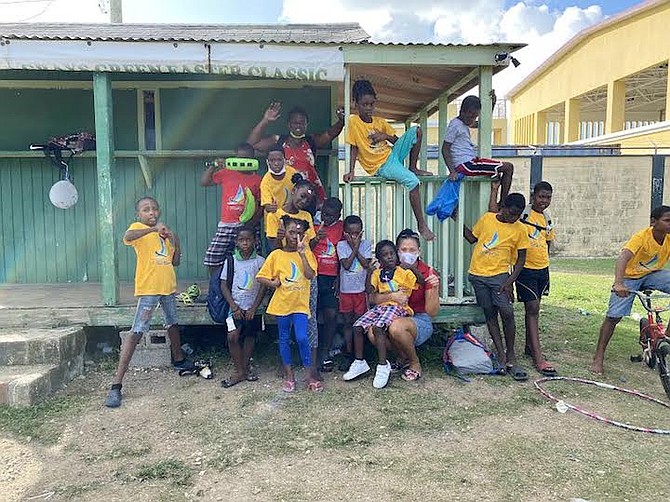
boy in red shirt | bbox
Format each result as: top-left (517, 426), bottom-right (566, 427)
top-left (201, 143), bottom-right (262, 273)
top-left (311, 197), bottom-right (344, 371)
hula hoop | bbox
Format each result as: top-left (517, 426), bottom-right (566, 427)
top-left (534, 376), bottom-right (670, 435)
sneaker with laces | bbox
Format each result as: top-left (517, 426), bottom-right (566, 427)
top-left (373, 361), bottom-right (391, 389)
top-left (104, 388), bottom-right (122, 408)
top-left (343, 359), bottom-right (370, 381)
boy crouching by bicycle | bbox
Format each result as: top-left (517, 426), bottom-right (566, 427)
top-left (591, 205), bottom-right (670, 375)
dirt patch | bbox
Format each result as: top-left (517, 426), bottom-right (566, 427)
top-left (0, 438), bottom-right (42, 502)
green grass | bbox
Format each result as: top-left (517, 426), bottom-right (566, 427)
top-left (551, 257), bottom-right (615, 275)
top-left (0, 395), bottom-right (87, 443)
top-left (133, 459), bottom-right (193, 487)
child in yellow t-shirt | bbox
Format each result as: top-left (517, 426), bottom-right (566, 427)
top-left (516, 181), bottom-right (557, 376)
top-left (343, 79), bottom-right (435, 242)
top-left (464, 191), bottom-right (530, 381)
top-left (256, 215), bottom-right (320, 393)
top-left (104, 197), bottom-right (193, 408)
top-left (259, 143), bottom-right (297, 229)
top-left (342, 240), bottom-right (422, 389)
top-left (265, 174), bottom-right (316, 251)
top-left (591, 205), bottom-right (670, 375)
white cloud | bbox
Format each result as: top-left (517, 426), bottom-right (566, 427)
top-left (281, 0), bottom-right (604, 95)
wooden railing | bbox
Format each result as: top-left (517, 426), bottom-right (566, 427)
top-left (339, 176), bottom-right (492, 304)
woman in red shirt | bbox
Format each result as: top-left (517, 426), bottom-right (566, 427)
top-left (247, 102), bottom-right (344, 207)
top-left (383, 229), bottom-right (440, 381)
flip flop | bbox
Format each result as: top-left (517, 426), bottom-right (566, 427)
top-left (320, 359), bottom-right (334, 373)
top-left (282, 380), bottom-right (296, 393)
top-left (221, 375), bottom-right (245, 388)
top-left (307, 380), bottom-right (324, 392)
top-left (246, 370), bottom-right (259, 382)
top-left (537, 360), bottom-right (558, 377)
top-left (401, 368), bottom-right (422, 382)
top-left (506, 364), bottom-right (528, 382)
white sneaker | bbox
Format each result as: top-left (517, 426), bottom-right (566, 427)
top-left (373, 361), bottom-right (391, 389)
top-left (343, 359), bottom-right (370, 381)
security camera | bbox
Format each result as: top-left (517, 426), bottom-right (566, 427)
top-left (494, 52), bottom-right (520, 68)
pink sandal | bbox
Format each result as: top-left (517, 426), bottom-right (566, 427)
top-left (307, 380), bottom-right (324, 392)
top-left (282, 380), bottom-right (296, 393)
top-left (401, 368), bottom-right (422, 382)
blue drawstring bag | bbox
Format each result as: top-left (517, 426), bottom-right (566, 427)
top-left (425, 175), bottom-right (463, 221)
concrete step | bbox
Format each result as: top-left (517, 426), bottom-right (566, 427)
top-left (0, 359), bottom-right (82, 406)
top-left (0, 327), bottom-right (86, 366)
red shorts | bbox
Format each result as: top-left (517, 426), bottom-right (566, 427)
top-left (456, 157), bottom-right (504, 178)
top-left (338, 292), bottom-right (367, 315)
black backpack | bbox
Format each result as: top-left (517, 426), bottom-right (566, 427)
top-left (207, 254), bottom-right (234, 324)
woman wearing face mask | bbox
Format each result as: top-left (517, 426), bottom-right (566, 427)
top-left (385, 228), bottom-right (440, 381)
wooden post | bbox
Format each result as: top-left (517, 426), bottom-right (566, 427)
top-left (438, 95), bottom-right (448, 175)
top-left (329, 83), bottom-right (340, 197)
top-left (93, 72), bottom-right (119, 306)
top-left (478, 66), bottom-right (493, 216)
top-left (343, 64), bottom-right (352, 215)
top-left (419, 110), bottom-right (428, 171)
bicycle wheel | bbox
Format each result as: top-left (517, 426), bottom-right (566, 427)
top-left (657, 341), bottom-right (670, 401)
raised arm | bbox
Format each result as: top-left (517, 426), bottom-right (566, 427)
top-left (311, 107), bottom-right (345, 149)
top-left (247, 102), bottom-right (282, 152)
top-left (200, 162), bottom-right (217, 187)
top-left (124, 224), bottom-right (159, 242)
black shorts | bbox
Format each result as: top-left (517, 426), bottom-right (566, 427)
top-left (227, 315), bottom-right (262, 338)
top-left (516, 267), bottom-right (550, 303)
top-left (317, 275), bottom-right (338, 310)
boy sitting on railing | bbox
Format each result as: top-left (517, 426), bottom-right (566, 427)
top-left (463, 188), bottom-right (530, 381)
top-left (343, 79), bottom-right (435, 242)
top-left (442, 93), bottom-right (514, 208)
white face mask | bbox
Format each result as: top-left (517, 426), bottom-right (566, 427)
top-left (267, 160), bottom-right (286, 175)
top-left (398, 251), bottom-right (419, 265)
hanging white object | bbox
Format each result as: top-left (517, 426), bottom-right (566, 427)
top-left (49, 179), bottom-right (79, 209)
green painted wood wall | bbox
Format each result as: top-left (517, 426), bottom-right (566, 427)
top-left (0, 84), bottom-right (332, 283)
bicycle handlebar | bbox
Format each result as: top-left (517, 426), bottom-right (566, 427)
top-left (628, 290), bottom-right (670, 313)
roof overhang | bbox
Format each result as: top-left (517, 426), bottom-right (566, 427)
top-left (341, 43), bottom-right (524, 121)
top-left (0, 22), bottom-right (524, 122)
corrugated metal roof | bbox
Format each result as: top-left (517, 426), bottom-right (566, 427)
top-left (0, 22), bottom-right (370, 44)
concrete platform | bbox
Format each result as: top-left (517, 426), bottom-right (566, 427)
top-left (0, 282), bottom-right (484, 329)
top-left (0, 360), bottom-right (83, 407)
top-left (0, 327), bottom-right (86, 365)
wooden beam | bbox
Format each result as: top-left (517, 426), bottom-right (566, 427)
top-left (409, 68), bottom-right (478, 122)
top-left (138, 155), bottom-right (153, 189)
top-left (375, 103), bottom-right (419, 116)
top-left (93, 73), bottom-right (119, 306)
top-left (343, 44), bottom-right (523, 67)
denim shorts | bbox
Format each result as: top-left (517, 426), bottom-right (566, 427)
top-left (606, 270), bottom-right (670, 318)
top-left (412, 312), bottom-right (434, 347)
top-left (377, 126), bottom-right (420, 190)
top-left (131, 294), bottom-right (178, 334)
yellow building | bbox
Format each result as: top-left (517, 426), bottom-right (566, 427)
top-left (509, 0), bottom-right (670, 153)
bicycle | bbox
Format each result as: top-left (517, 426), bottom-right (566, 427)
top-left (630, 289), bottom-right (670, 400)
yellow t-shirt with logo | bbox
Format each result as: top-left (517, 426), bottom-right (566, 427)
top-left (123, 222), bottom-right (177, 296)
top-left (623, 227), bottom-right (670, 279)
top-left (265, 207), bottom-right (316, 241)
top-left (345, 115), bottom-right (396, 175)
top-left (523, 209), bottom-right (555, 270)
top-left (256, 248), bottom-right (318, 316)
top-left (469, 212), bottom-right (530, 277)
top-left (260, 166), bottom-right (298, 227)
top-left (370, 267), bottom-right (418, 315)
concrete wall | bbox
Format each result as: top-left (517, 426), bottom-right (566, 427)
top-left (537, 156), bottom-right (651, 256)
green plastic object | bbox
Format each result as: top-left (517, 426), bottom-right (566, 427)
top-left (225, 157), bottom-right (259, 171)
